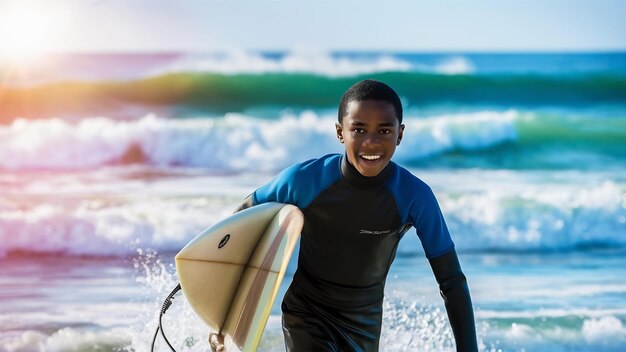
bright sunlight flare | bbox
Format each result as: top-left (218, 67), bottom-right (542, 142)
top-left (0, 1), bottom-right (71, 62)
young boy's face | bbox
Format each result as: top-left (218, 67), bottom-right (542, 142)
top-left (335, 100), bottom-right (404, 177)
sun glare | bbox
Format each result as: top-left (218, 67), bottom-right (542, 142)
top-left (0, 1), bottom-right (70, 63)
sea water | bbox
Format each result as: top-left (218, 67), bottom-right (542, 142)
top-left (1, 51), bottom-right (625, 351)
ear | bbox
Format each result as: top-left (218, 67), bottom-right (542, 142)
top-left (335, 122), bottom-right (344, 143)
top-left (396, 124), bottom-right (405, 146)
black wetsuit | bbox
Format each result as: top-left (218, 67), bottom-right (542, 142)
top-left (238, 154), bottom-right (477, 351)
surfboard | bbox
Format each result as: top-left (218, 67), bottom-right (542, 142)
top-left (174, 202), bottom-right (303, 352)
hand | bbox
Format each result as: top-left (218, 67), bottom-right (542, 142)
top-left (209, 333), bottom-right (225, 352)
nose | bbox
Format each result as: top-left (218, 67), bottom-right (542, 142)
top-left (362, 132), bottom-right (382, 147)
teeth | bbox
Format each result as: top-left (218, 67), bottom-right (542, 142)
top-left (361, 155), bottom-right (381, 160)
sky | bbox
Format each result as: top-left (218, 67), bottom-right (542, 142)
top-left (0, 0), bottom-right (625, 56)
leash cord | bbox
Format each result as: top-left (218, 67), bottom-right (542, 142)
top-left (150, 283), bottom-right (182, 352)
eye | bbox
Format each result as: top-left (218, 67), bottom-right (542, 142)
top-left (352, 128), bottom-right (365, 134)
top-left (379, 129), bottom-right (391, 134)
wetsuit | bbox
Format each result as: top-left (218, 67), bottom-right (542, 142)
top-left (238, 154), bottom-right (477, 351)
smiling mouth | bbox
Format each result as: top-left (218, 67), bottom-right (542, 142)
top-left (360, 154), bottom-right (382, 161)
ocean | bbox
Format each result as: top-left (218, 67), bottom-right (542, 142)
top-left (0, 51), bottom-right (625, 351)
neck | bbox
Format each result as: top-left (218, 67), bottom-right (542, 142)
top-left (341, 155), bottom-right (392, 189)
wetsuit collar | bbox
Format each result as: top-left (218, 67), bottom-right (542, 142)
top-left (341, 154), bottom-right (393, 189)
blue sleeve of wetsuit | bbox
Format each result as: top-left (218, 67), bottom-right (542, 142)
top-left (238, 154), bottom-right (342, 211)
top-left (233, 164), bottom-right (304, 212)
top-left (411, 185), bottom-right (455, 258)
top-left (252, 162), bottom-right (302, 206)
top-left (429, 249), bottom-right (478, 352)
top-left (387, 167), bottom-right (454, 258)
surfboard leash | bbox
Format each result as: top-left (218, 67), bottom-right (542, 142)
top-left (151, 283), bottom-right (182, 352)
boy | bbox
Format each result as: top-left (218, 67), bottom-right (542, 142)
top-left (234, 80), bottom-right (477, 351)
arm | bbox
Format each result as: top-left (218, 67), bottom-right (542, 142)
top-left (393, 173), bottom-right (477, 350)
top-left (429, 249), bottom-right (478, 352)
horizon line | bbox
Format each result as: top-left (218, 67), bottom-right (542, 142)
top-left (24, 48), bottom-right (626, 56)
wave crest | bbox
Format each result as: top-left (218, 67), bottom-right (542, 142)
top-left (0, 111), bottom-right (520, 171)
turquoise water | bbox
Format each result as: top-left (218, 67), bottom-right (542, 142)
top-left (0, 51), bottom-right (625, 351)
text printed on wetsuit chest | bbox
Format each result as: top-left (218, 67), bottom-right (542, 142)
top-left (358, 229), bottom-right (392, 235)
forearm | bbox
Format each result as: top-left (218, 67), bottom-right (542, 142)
top-left (429, 249), bottom-right (478, 352)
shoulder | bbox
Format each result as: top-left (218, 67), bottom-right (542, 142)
top-left (254, 154), bottom-right (342, 208)
top-left (386, 162), bottom-right (433, 196)
top-left (385, 164), bottom-right (454, 258)
top-left (384, 162), bottom-right (441, 222)
top-left (279, 153), bottom-right (342, 183)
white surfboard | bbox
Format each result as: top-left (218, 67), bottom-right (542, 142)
top-left (175, 203), bottom-right (303, 352)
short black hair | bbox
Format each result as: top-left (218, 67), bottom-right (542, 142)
top-left (338, 79), bottom-right (403, 124)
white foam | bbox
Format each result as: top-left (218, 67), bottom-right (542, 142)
top-left (0, 196), bottom-right (236, 257)
top-left (0, 111), bottom-right (519, 172)
top-left (1, 172), bottom-right (624, 257)
top-left (1, 330), bottom-right (47, 352)
top-left (379, 289), bottom-right (491, 351)
top-left (153, 49), bottom-right (412, 77)
top-left (582, 316), bottom-right (626, 344)
top-left (433, 56), bottom-right (475, 75)
top-left (381, 299), bottom-right (455, 351)
top-left (475, 315), bottom-right (626, 351)
top-left (43, 327), bottom-right (131, 351)
top-left (433, 180), bottom-right (626, 252)
top-left (396, 110), bottom-right (518, 161)
top-left (0, 301), bottom-right (146, 332)
top-left (505, 322), bottom-right (536, 340)
top-left (514, 284), bottom-right (626, 298)
top-left (477, 308), bottom-right (626, 319)
top-left (391, 169), bottom-right (626, 254)
top-left (0, 327), bottom-right (131, 352)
